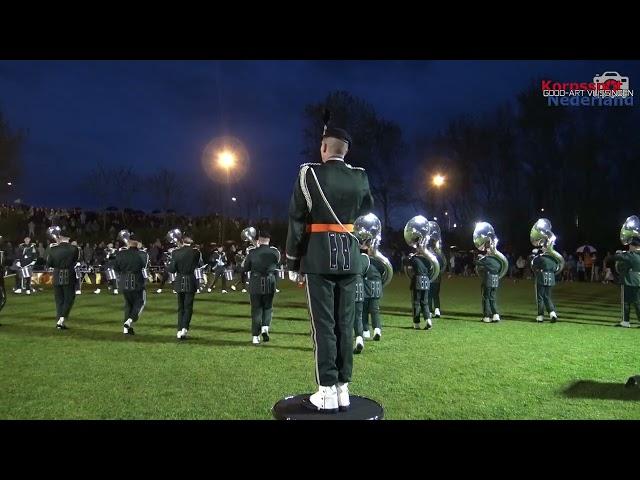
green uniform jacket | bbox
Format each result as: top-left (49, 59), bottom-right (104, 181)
top-left (242, 244), bottom-right (281, 294)
top-left (614, 250), bottom-right (640, 287)
top-left (532, 254), bottom-right (559, 286)
top-left (409, 254), bottom-right (431, 290)
top-left (168, 245), bottom-right (204, 293)
top-left (45, 242), bottom-right (80, 286)
top-left (475, 255), bottom-right (502, 287)
top-left (285, 159), bottom-right (374, 275)
top-left (365, 256), bottom-right (385, 299)
top-left (114, 247), bottom-right (148, 291)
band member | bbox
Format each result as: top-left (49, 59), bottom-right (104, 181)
top-left (0, 236), bottom-right (6, 320)
top-left (206, 244), bottom-right (229, 294)
top-left (362, 243), bottom-right (385, 340)
top-left (71, 240), bottom-right (84, 295)
top-left (532, 249), bottom-right (560, 323)
top-left (408, 251), bottom-right (433, 330)
top-left (90, 242), bottom-right (106, 293)
top-left (353, 247), bottom-right (369, 353)
top-left (156, 245), bottom-right (174, 294)
top-left (94, 243), bottom-right (119, 295)
top-left (167, 231), bottom-right (204, 340)
top-left (114, 233), bottom-right (148, 335)
top-left (15, 237), bottom-right (37, 295)
top-left (616, 216), bottom-right (640, 328)
top-left (241, 229), bottom-right (280, 344)
top-left (475, 253), bottom-right (501, 323)
top-left (428, 248), bottom-right (446, 318)
top-left (286, 124), bottom-right (373, 413)
top-left (232, 248), bottom-right (248, 293)
top-left (45, 227), bottom-right (80, 330)
top-left (530, 218), bottom-right (564, 323)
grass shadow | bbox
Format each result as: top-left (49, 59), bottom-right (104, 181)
top-left (562, 380), bottom-right (640, 401)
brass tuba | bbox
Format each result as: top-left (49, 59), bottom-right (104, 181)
top-left (473, 221), bottom-right (509, 279)
top-left (118, 229), bottom-right (132, 247)
top-left (47, 225), bottom-right (62, 243)
top-left (620, 215), bottom-right (640, 246)
top-left (353, 213), bottom-right (394, 287)
top-left (404, 215), bottom-right (440, 282)
top-left (241, 227), bottom-right (258, 249)
top-left (530, 218), bottom-right (564, 274)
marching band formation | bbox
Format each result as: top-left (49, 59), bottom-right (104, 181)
top-left (1, 122), bottom-right (640, 415)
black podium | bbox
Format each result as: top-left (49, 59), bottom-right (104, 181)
top-left (272, 394), bottom-right (384, 420)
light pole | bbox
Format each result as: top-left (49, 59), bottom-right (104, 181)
top-left (218, 150), bottom-right (237, 243)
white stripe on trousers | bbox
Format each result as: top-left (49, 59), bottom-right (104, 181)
top-left (138, 289), bottom-right (147, 318)
top-left (304, 274), bottom-right (321, 386)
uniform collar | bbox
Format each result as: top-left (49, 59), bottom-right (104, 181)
top-left (325, 156), bottom-right (345, 163)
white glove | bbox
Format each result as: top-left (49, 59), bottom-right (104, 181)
top-left (288, 271), bottom-right (300, 282)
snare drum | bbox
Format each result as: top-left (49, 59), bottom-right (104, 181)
top-left (277, 268), bottom-right (286, 279)
top-left (224, 269), bottom-right (234, 281)
top-left (19, 265), bottom-right (34, 278)
top-left (105, 268), bottom-right (117, 281)
top-left (194, 268), bottom-right (205, 282)
top-left (169, 272), bottom-right (177, 282)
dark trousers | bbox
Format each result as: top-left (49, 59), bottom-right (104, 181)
top-left (481, 285), bottom-right (498, 317)
top-left (412, 288), bottom-right (430, 323)
top-left (0, 282), bottom-right (6, 313)
top-left (428, 281), bottom-right (441, 311)
top-left (123, 289), bottom-right (146, 323)
top-left (54, 284), bottom-right (76, 318)
top-left (207, 268), bottom-right (227, 290)
top-left (177, 292), bottom-right (195, 330)
top-left (159, 270), bottom-right (169, 288)
top-left (362, 297), bottom-right (381, 330)
top-left (18, 275), bottom-right (32, 291)
top-left (536, 284), bottom-right (555, 315)
top-left (250, 293), bottom-right (274, 336)
top-left (354, 301), bottom-right (364, 337)
top-left (622, 286), bottom-right (640, 323)
top-left (305, 273), bottom-right (356, 387)
top-left (234, 271), bottom-right (247, 288)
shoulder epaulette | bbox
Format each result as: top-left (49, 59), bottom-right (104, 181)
top-left (118, 247), bottom-right (128, 251)
top-left (345, 163), bottom-right (365, 171)
top-left (300, 162), bottom-right (321, 168)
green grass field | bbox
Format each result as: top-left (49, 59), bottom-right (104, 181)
top-left (2, 275), bottom-right (640, 419)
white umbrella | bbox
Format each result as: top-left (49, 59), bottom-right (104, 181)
top-left (576, 245), bottom-right (597, 253)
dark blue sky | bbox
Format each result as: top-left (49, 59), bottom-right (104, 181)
top-left (1, 60), bottom-right (639, 221)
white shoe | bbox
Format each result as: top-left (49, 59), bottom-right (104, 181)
top-left (182, 328), bottom-right (188, 338)
top-left (425, 318), bottom-right (433, 330)
top-left (536, 315), bottom-right (544, 323)
top-left (354, 336), bottom-right (364, 353)
top-left (113, 289), bottom-right (118, 295)
top-left (221, 290), bottom-right (228, 294)
top-left (177, 330), bottom-right (184, 339)
top-left (550, 311), bottom-right (558, 323)
top-left (618, 320), bottom-right (631, 328)
top-left (14, 289), bottom-right (22, 294)
top-left (336, 382), bottom-right (350, 411)
top-left (207, 288), bottom-right (212, 293)
top-left (434, 308), bottom-right (441, 318)
top-left (363, 330), bottom-right (371, 339)
top-left (261, 326), bottom-right (270, 342)
top-left (94, 289), bottom-right (101, 294)
top-left (492, 314), bottom-right (500, 322)
top-left (26, 290), bottom-right (32, 295)
top-left (241, 289), bottom-right (247, 293)
top-left (482, 317), bottom-right (492, 323)
top-left (231, 285), bottom-right (237, 291)
top-left (413, 322), bottom-right (421, 329)
top-left (307, 385), bottom-right (339, 413)
top-left (156, 289), bottom-right (162, 294)
top-left (275, 289), bottom-right (280, 293)
top-left (75, 290), bottom-right (81, 295)
top-left (124, 319), bottom-right (133, 328)
top-left (252, 335), bottom-right (260, 345)
top-left (373, 327), bottom-right (381, 341)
